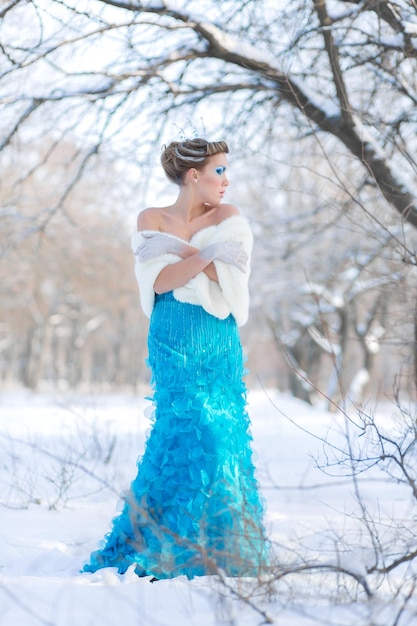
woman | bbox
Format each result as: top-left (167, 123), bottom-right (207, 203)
top-left (83, 138), bottom-right (269, 580)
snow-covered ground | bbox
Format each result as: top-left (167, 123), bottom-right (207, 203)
top-left (0, 388), bottom-right (415, 625)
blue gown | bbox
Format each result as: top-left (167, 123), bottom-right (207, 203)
top-left (83, 291), bottom-right (269, 579)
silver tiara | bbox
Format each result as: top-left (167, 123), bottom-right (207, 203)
top-left (174, 146), bottom-right (206, 162)
top-left (174, 121), bottom-right (203, 141)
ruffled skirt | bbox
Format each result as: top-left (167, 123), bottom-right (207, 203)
top-left (83, 291), bottom-right (269, 579)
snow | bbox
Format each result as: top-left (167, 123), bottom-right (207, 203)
top-left (404, 21), bottom-right (417, 36)
top-left (197, 21), bottom-right (277, 68)
top-left (300, 282), bottom-right (344, 308)
top-left (0, 389), bottom-right (415, 625)
top-left (352, 114), bottom-right (417, 198)
top-left (347, 368), bottom-right (370, 405)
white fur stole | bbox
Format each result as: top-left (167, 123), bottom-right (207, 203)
top-left (130, 215), bottom-right (253, 326)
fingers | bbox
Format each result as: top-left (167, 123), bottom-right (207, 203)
top-left (135, 240), bottom-right (159, 261)
top-left (224, 242), bottom-right (248, 269)
top-left (234, 255), bottom-right (248, 273)
top-left (134, 243), bottom-right (146, 257)
top-left (135, 248), bottom-right (151, 261)
top-left (136, 237), bottom-right (183, 261)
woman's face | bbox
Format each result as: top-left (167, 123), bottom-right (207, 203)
top-left (195, 152), bottom-right (229, 206)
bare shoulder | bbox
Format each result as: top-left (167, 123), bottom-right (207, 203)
top-left (217, 203), bottom-right (240, 221)
top-left (136, 207), bottom-right (163, 231)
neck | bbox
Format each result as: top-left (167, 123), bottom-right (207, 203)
top-left (172, 185), bottom-right (206, 221)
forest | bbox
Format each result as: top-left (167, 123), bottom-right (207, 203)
top-left (1, 1), bottom-right (417, 624)
top-left (1, 0), bottom-right (417, 405)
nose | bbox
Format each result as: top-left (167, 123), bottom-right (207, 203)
top-left (223, 174), bottom-right (229, 186)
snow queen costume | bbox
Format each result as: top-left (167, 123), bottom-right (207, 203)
top-left (83, 214), bottom-right (269, 580)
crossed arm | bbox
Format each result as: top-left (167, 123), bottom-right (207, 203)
top-left (144, 235), bottom-right (218, 294)
top-left (134, 232), bottom-right (247, 295)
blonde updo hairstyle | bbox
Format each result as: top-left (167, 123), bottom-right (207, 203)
top-left (161, 138), bottom-right (229, 185)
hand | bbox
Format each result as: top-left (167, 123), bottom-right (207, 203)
top-left (200, 241), bottom-right (248, 272)
top-left (134, 233), bottom-right (187, 261)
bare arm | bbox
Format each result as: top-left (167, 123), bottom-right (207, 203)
top-left (178, 243), bottom-right (218, 283)
top-left (154, 238), bottom-right (249, 292)
top-left (153, 251), bottom-right (215, 294)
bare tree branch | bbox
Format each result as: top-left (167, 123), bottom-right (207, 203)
top-left (340, 0), bottom-right (417, 59)
top-left (313, 0), bottom-right (353, 122)
top-left (0, 0), bottom-right (22, 19)
top-left (1, 0), bottom-right (416, 228)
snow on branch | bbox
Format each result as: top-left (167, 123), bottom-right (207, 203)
top-left (1, 0), bottom-right (417, 234)
top-left (334, 0), bottom-right (417, 57)
top-left (308, 326), bottom-right (341, 356)
top-left (0, 0), bottom-right (20, 19)
top-left (300, 283), bottom-right (344, 309)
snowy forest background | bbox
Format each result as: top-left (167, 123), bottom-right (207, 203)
top-left (2, 1), bottom-right (417, 625)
